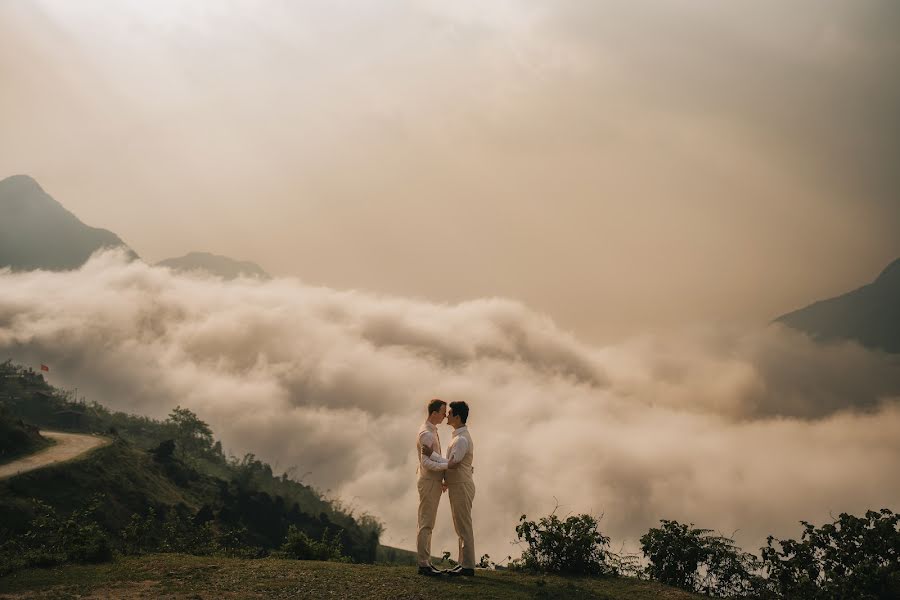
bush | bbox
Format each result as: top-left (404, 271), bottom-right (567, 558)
top-left (640, 519), bottom-right (761, 597)
top-left (0, 496), bottom-right (112, 575)
top-left (760, 508), bottom-right (900, 600)
top-left (280, 525), bottom-right (349, 562)
top-left (515, 512), bottom-right (615, 575)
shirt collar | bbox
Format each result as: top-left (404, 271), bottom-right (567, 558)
top-left (452, 425), bottom-right (468, 437)
top-left (423, 420), bottom-right (438, 432)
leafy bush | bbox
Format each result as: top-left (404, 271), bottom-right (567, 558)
top-left (640, 519), bottom-right (761, 597)
top-left (280, 525), bottom-right (349, 562)
top-left (760, 508), bottom-right (900, 600)
top-left (515, 512), bottom-right (615, 575)
top-left (0, 496), bottom-right (112, 575)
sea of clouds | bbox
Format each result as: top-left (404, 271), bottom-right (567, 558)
top-left (1, 249), bottom-right (898, 559)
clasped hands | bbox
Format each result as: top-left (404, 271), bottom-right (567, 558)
top-left (421, 443), bottom-right (459, 476)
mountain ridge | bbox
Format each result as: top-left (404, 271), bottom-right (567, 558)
top-left (0, 175), bottom-right (138, 271)
top-left (0, 174), bottom-right (269, 279)
top-left (775, 257), bottom-right (900, 353)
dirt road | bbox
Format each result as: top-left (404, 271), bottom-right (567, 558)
top-left (0, 431), bottom-right (111, 480)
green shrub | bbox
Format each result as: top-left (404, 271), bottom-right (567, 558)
top-left (640, 519), bottom-right (761, 597)
top-left (0, 496), bottom-right (112, 575)
top-left (760, 508), bottom-right (900, 600)
top-left (515, 512), bottom-right (614, 575)
top-left (280, 524), bottom-right (349, 562)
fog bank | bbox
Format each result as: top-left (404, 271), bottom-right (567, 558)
top-left (2, 250), bottom-right (898, 556)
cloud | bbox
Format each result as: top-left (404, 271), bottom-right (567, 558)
top-left (1, 249), bottom-right (898, 557)
top-left (2, 1), bottom-right (899, 343)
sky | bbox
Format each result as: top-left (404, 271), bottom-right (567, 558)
top-left (1, 0), bottom-right (899, 562)
top-left (1, 0), bottom-right (899, 341)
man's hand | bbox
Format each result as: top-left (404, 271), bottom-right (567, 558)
top-left (421, 444), bottom-right (434, 456)
top-left (441, 483), bottom-right (448, 493)
top-left (447, 460), bottom-right (459, 470)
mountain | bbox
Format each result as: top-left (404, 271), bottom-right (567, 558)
top-left (775, 258), bottom-right (900, 353)
top-left (157, 251), bottom-right (270, 280)
top-left (0, 175), bottom-right (271, 279)
top-left (0, 175), bottom-right (138, 271)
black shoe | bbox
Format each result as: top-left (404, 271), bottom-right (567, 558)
top-left (446, 567), bottom-right (475, 577)
top-left (418, 565), bottom-right (444, 577)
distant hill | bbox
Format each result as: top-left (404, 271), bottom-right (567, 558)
top-left (775, 258), bottom-right (900, 353)
top-left (157, 252), bottom-right (270, 280)
top-left (0, 175), bottom-right (138, 271)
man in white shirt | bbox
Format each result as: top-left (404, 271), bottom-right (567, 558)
top-left (415, 398), bottom-right (449, 576)
top-left (421, 400), bottom-right (475, 576)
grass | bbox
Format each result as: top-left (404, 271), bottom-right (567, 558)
top-left (0, 554), bottom-right (705, 599)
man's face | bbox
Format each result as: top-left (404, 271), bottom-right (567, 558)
top-left (446, 409), bottom-right (458, 427)
top-left (437, 404), bottom-right (447, 423)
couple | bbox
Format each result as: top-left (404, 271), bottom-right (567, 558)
top-left (415, 398), bottom-right (476, 577)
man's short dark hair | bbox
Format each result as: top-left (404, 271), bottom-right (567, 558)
top-left (449, 401), bottom-right (469, 424)
top-left (427, 398), bottom-right (446, 415)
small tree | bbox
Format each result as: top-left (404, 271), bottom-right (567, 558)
top-left (760, 508), bottom-right (900, 600)
top-left (640, 519), bottom-right (760, 597)
top-left (165, 406), bottom-right (214, 459)
top-left (515, 511), bottom-right (614, 575)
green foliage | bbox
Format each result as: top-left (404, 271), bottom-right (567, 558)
top-left (759, 508), bottom-right (900, 600)
top-left (165, 406), bottom-right (217, 462)
top-left (280, 525), bottom-right (350, 562)
top-left (0, 360), bottom-right (381, 563)
top-left (640, 519), bottom-right (761, 597)
top-left (515, 512), bottom-right (615, 576)
top-left (0, 496), bottom-right (112, 575)
top-left (0, 403), bottom-right (49, 462)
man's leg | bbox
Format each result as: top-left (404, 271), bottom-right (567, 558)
top-left (448, 481), bottom-right (476, 569)
top-left (416, 479), bottom-right (441, 566)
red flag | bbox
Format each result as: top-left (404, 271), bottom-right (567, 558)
top-left (40, 364), bottom-right (49, 372)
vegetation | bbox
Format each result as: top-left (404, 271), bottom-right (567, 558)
top-left (514, 511), bottom-right (618, 576)
top-left (0, 404), bottom-right (51, 463)
top-left (759, 509), bottom-right (900, 600)
top-left (0, 359), bottom-right (382, 573)
top-left (0, 553), bottom-right (706, 600)
top-left (640, 520), bottom-right (762, 597)
top-left (2, 359), bottom-right (897, 598)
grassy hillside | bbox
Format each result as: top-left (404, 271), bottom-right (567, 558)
top-left (0, 553), bottom-right (703, 599)
top-left (0, 360), bottom-right (383, 564)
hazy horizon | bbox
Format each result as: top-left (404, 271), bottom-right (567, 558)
top-left (1, 250), bottom-right (898, 558)
top-left (2, 1), bottom-right (899, 341)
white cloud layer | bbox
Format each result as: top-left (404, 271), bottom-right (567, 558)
top-left (2, 250), bottom-right (898, 557)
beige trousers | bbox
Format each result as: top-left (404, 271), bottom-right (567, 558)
top-left (448, 481), bottom-right (476, 569)
top-left (416, 478), bottom-right (442, 565)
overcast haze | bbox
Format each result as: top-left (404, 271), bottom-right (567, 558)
top-left (2, 0), bottom-right (899, 562)
top-left (2, 0), bottom-right (899, 340)
top-left (2, 251), bottom-right (898, 558)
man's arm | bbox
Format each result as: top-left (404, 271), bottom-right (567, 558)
top-left (419, 432), bottom-right (447, 471)
top-left (422, 438), bottom-right (465, 470)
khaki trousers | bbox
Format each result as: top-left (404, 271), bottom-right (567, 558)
top-left (416, 478), bottom-right (442, 565)
top-left (448, 481), bottom-right (476, 569)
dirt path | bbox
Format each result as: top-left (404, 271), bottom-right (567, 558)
top-left (0, 431), bottom-right (111, 480)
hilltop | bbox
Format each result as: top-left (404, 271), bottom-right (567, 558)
top-left (0, 175), bottom-right (138, 271)
top-left (157, 251), bottom-right (270, 280)
top-left (0, 553), bottom-right (703, 599)
top-left (0, 174), bottom-right (269, 279)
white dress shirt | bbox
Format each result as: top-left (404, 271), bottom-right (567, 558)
top-left (419, 421), bottom-right (445, 472)
top-left (426, 425), bottom-right (469, 471)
